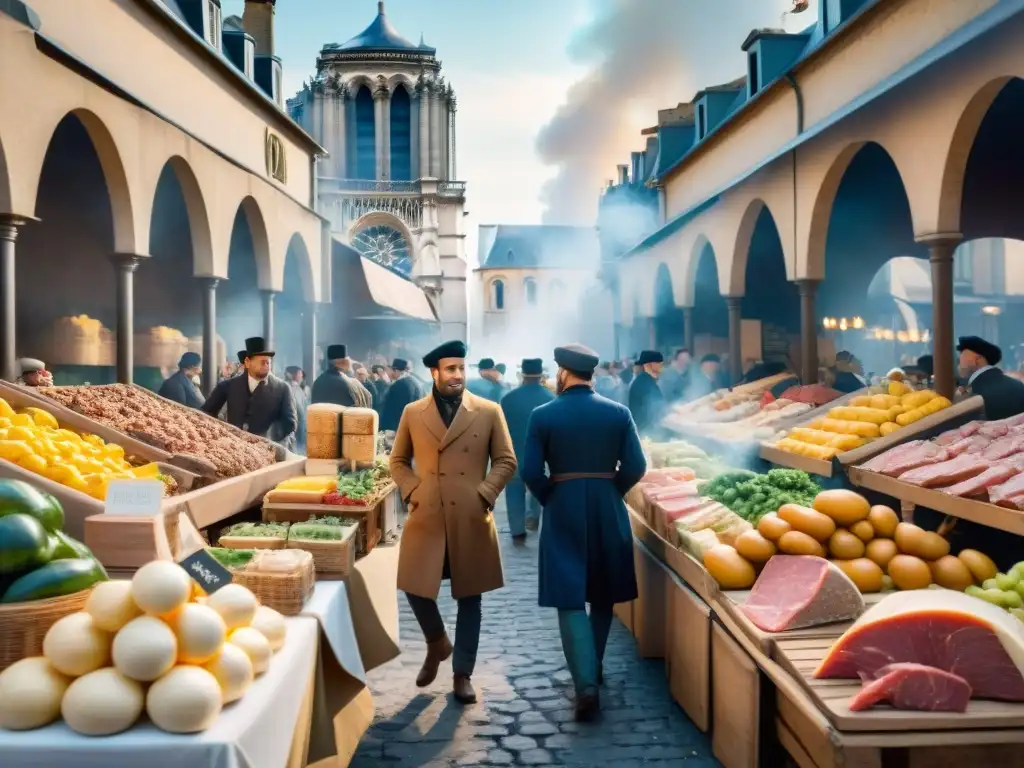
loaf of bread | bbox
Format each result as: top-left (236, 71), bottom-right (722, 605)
top-left (342, 407), bottom-right (378, 436)
top-left (307, 404), bottom-right (344, 435)
top-left (306, 432), bottom-right (340, 460)
top-left (342, 434), bottom-right (376, 462)
top-left (264, 489), bottom-right (326, 504)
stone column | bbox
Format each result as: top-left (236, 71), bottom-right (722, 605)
top-left (430, 80), bottom-right (443, 178)
top-left (381, 91), bottom-right (391, 180)
top-left (302, 302), bottom-right (317, 379)
top-left (926, 236), bottom-right (961, 399)
top-left (682, 306), bottom-right (695, 355)
top-left (112, 254), bottom-right (141, 385)
top-left (0, 217), bottom-right (24, 382)
top-left (199, 277), bottom-right (218, 396)
top-left (726, 295), bottom-right (743, 384)
top-left (335, 88), bottom-right (347, 178)
top-left (261, 290), bottom-right (277, 351)
top-left (449, 102), bottom-right (457, 180)
top-left (373, 85), bottom-right (387, 181)
top-left (797, 279), bottom-right (820, 385)
top-left (439, 91), bottom-right (449, 180)
top-left (417, 84), bottom-right (431, 179)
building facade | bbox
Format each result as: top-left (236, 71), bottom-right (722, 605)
top-left (288, 1), bottom-right (468, 341)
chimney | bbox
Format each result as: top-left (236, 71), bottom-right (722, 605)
top-left (243, 0), bottom-right (283, 107)
top-left (630, 152), bottom-right (644, 184)
top-left (617, 164), bottom-right (629, 186)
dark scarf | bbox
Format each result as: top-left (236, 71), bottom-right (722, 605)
top-left (432, 386), bottom-right (463, 428)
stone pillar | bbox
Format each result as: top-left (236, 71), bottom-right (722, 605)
top-left (417, 86), bottom-right (431, 179)
top-left (926, 236), bottom-right (961, 399)
top-left (112, 254), bottom-right (141, 385)
top-left (261, 290), bottom-right (277, 351)
top-left (726, 295), bottom-right (743, 385)
top-left (0, 217), bottom-right (24, 382)
top-left (439, 92), bottom-right (449, 181)
top-left (682, 306), bottom-right (695, 355)
top-left (335, 89), bottom-right (347, 178)
top-left (373, 85), bottom-right (387, 181)
top-left (199, 277), bottom-right (218, 395)
top-left (381, 92), bottom-right (391, 180)
top-left (302, 302), bottom-right (317, 379)
top-left (430, 83), bottom-right (443, 178)
top-left (797, 279), bottom-right (820, 385)
top-left (449, 103), bottom-right (457, 180)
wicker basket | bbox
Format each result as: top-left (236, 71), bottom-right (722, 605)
top-left (218, 535), bottom-right (286, 550)
top-left (263, 496), bottom-right (382, 558)
top-left (287, 525), bottom-right (357, 578)
top-left (0, 588), bottom-right (93, 671)
top-left (232, 553), bottom-right (316, 616)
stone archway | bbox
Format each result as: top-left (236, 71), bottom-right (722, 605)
top-left (158, 156), bottom-right (214, 277)
top-left (237, 196), bottom-right (273, 290)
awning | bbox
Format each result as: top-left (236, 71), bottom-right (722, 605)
top-left (355, 251), bottom-right (438, 322)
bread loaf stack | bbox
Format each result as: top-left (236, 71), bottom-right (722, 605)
top-left (306, 404), bottom-right (345, 459)
top-left (341, 407), bottom-right (379, 463)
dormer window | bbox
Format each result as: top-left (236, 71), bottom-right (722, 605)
top-left (697, 102), bottom-right (707, 140)
top-left (206, 1), bottom-right (221, 50)
top-left (748, 50), bottom-right (760, 97)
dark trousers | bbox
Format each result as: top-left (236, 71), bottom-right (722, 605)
top-left (406, 592), bottom-right (482, 677)
top-left (505, 473), bottom-right (540, 536)
top-left (557, 604), bottom-right (614, 695)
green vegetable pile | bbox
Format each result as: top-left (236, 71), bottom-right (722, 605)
top-left (288, 516), bottom-right (357, 542)
top-left (699, 468), bottom-right (821, 524)
top-left (336, 469), bottom-right (376, 500)
top-left (221, 522), bottom-right (289, 539)
top-left (207, 547), bottom-right (256, 569)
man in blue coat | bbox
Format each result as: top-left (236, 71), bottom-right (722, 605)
top-left (521, 343), bottom-right (647, 722)
top-left (499, 358), bottom-right (554, 544)
top-left (381, 359), bottom-right (421, 432)
top-left (628, 349), bottom-right (667, 438)
top-left (467, 358), bottom-right (504, 402)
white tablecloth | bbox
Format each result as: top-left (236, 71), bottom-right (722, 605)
top-left (301, 581), bottom-right (366, 684)
top-left (0, 616), bottom-right (318, 768)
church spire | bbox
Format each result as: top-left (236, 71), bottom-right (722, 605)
top-left (378, 1), bottom-right (385, 14)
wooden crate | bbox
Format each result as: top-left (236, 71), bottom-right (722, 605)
top-left (263, 490), bottom-right (385, 558)
top-left (712, 621), bottom-right (761, 768)
top-left (632, 539), bottom-right (669, 659)
top-left (665, 572), bottom-right (711, 732)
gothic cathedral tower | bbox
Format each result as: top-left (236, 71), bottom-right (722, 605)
top-left (288, 1), bottom-right (468, 341)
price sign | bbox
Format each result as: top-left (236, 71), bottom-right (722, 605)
top-left (177, 549), bottom-right (233, 594)
top-left (104, 479), bottom-right (164, 516)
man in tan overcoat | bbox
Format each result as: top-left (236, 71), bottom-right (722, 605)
top-left (390, 339), bottom-right (517, 704)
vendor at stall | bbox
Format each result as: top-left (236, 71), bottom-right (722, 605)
top-left (832, 351), bottom-right (868, 394)
top-left (311, 344), bottom-right (373, 409)
top-left (201, 337), bottom-right (297, 446)
top-left (158, 352), bottom-right (204, 409)
top-left (16, 358), bottom-right (53, 388)
top-left (628, 350), bottom-right (666, 437)
top-left (958, 336), bottom-right (1024, 420)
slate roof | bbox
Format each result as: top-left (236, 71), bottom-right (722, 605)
top-left (326, 2), bottom-right (436, 54)
top-left (477, 226), bottom-right (600, 271)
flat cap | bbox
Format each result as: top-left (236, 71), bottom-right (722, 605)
top-left (423, 340), bottom-right (468, 369)
top-left (637, 350), bottom-right (664, 365)
top-left (958, 336), bottom-right (1002, 366)
top-left (521, 358), bottom-right (544, 376)
top-left (554, 344), bottom-right (599, 374)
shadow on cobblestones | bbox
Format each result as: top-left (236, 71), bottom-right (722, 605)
top-left (351, 504), bottom-right (720, 767)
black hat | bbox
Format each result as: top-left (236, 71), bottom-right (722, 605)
top-left (916, 355), bottom-right (934, 376)
top-left (326, 344), bottom-right (348, 361)
top-left (178, 352), bottom-right (201, 369)
top-left (477, 358), bottom-right (495, 371)
top-left (242, 337), bottom-right (274, 359)
top-left (391, 358), bottom-right (409, 371)
top-left (423, 340), bottom-right (468, 369)
top-left (637, 350), bottom-right (664, 365)
top-left (237, 350), bottom-right (247, 364)
top-left (496, 363), bottom-right (507, 375)
top-left (957, 336), bottom-right (1002, 366)
top-left (554, 344), bottom-right (599, 374)
top-left (521, 358), bottom-right (544, 376)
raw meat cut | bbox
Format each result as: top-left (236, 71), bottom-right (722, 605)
top-left (945, 436), bottom-right (988, 457)
top-left (940, 463), bottom-right (1018, 498)
top-left (848, 663), bottom-right (971, 712)
top-left (936, 422), bottom-right (983, 445)
top-left (883, 445), bottom-right (950, 477)
top-left (899, 454), bottom-right (990, 488)
top-left (658, 496), bottom-right (707, 521)
top-left (815, 591), bottom-right (1024, 701)
top-left (740, 556), bottom-right (865, 633)
top-left (989, 473), bottom-right (1024, 507)
top-left (645, 482), bottom-right (699, 501)
top-left (982, 435), bottom-right (1024, 461)
top-left (861, 441), bottom-right (926, 473)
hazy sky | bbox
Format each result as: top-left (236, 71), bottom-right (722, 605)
top-left (224, 0), bottom-right (818, 261)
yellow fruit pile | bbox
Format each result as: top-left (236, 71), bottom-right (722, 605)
top-left (0, 398), bottom-right (156, 500)
top-left (773, 388), bottom-right (952, 460)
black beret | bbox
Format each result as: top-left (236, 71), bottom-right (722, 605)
top-left (423, 340), bottom-right (468, 368)
top-left (554, 344), bottom-right (599, 374)
top-left (178, 351), bottom-right (201, 368)
top-left (477, 358), bottom-right (495, 371)
top-left (326, 344), bottom-right (347, 360)
top-left (521, 358), bottom-right (544, 376)
top-left (391, 358), bottom-right (409, 371)
top-left (637, 350), bottom-right (664, 365)
top-left (957, 336), bottom-right (1002, 366)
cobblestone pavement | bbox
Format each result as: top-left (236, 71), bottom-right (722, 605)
top-left (351, 505), bottom-right (719, 768)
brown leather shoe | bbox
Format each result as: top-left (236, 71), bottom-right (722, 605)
top-left (416, 635), bottom-right (453, 687)
top-left (575, 688), bottom-right (600, 722)
top-left (453, 674), bottom-right (477, 704)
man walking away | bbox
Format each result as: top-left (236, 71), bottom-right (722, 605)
top-left (389, 340), bottom-right (517, 704)
top-left (495, 363), bottom-right (512, 396)
top-left (159, 352), bottom-right (205, 408)
top-left (628, 350), bottom-right (667, 437)
top-left (381, 358), bottom-right (421, 432)
top-left (521, 344), bottom-right (646, 721)
top-left (467, 358), bottom-right (504, 402)
top-left (500, 358), bottom-right (553, 544)
top-left (311, 344), bottom-right (373, 408)
top-left (659, 348), bottom-right (691, 403)
top-left (370, 364), bottom-right (391, 415)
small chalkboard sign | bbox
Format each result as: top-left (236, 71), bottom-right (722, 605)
top-left (177, 549), bottom-right (233, 594)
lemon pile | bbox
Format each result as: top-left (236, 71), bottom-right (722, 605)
top-left (0, 398), bottom-right (153, 500)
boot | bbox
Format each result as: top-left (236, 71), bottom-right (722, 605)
top-left (453, 674), bottom-right (477, 704)
top-left (512, 533), bottom-right (527, 547)
top-left (575, 688), bottom-right (600, 722)
top-left (416, 635), bottom-right (453, 687)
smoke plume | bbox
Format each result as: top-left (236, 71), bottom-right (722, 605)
top-left (536, 0), bottom-right (811, 225)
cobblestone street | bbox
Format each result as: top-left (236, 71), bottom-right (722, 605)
top-left (351, 505), bottom-right (719, 767)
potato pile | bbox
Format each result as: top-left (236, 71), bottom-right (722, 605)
top-left (704, 488), bottom-right (998, 594)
